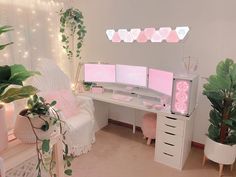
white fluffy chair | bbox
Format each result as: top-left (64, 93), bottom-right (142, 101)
top-left (25, 59), bottom-right (95, 156)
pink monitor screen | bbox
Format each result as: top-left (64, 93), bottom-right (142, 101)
top-left (84, 64), bottom-right (116, 83)
top-left (116, 65), bottom-right (147, 87)
top-left (148, 68), bottom-right (174, 96)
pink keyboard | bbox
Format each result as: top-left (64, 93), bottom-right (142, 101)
top-left (112, 94), bottom-right (133, 102)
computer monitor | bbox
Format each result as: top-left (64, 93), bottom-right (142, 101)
top-left (148, 68), bottom-right (174, 96)
top-left (116, 64), bottom-right (147, 87)
top-left (84, 64), bottom-right (116, 83)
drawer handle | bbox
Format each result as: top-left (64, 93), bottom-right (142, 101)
top-left (163, 152), bottom-right (174, 157)
top-left (165, 124), bottom-right (176, 128)
top-left (164, 132), bottom-right (176, 136)
top-left (164, 142), bottom-right (175, 146)
top-left (166, 116), bottom-right (177, 120)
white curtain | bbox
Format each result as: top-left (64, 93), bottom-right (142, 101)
top-left (0, 0), bottom-right (79, 131)
top-left (0, 0), bottom-right (77, 78)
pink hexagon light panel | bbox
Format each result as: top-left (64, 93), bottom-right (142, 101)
top-left (106, 26), bottom-right (189, 43)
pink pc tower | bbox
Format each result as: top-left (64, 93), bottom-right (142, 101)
top-left (171, 74), bottom-right (199, 116)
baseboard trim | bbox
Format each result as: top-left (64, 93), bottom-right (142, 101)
top-left (191, 141), bottom-right (204, 149)
top-left (108, 119), bottom-right (205, 149)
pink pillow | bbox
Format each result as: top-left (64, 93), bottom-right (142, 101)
top-left (39, 90), bottom-right (78, 119)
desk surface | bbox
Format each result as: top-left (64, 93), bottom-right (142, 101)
top-left (78, 91), bottom-right (190, 121)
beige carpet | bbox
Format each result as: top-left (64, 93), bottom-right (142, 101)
top-left (72, 123), bottom-right (236, 177)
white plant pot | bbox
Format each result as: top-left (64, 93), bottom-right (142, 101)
top-left (204, 136), bottom-right (236, 165)
top-left (0, 106), bottom-right (8, 152)
top-left (14, 110), bottom-right (58, 144)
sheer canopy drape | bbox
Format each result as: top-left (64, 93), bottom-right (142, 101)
top-left (0, 0), bottom-right (76, 77)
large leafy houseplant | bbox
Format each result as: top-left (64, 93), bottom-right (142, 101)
top-left (15, 95), bottom-right (73, 177)
top-left (0, 25), bottom-right (38, 107)
top-left (203, 58), bottom-right (236, 145)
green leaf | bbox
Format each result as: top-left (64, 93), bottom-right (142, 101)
top-left (216, 58), bottom-right (233, 77)
top-left (208, 124), bottom-right (220, 141)
top-left (0, 25), bottom-right (13, 35)
top-left (42, 139), bottom-right (50, 153)
top-left (0, 85), bottom-right (38, 103)
top-left (41, 121), bottom-right (49, 131)
top-left (64, 169), bottom-right (72, 176)
top-left (9, 64), bottom-right (40, 84)
top-left (50, 100), bottom-right (57, 107)
top-left (0, 65), bottom-right (11, 80)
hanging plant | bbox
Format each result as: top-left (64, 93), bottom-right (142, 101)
top-left (59, 8), bottom-right (86, 60)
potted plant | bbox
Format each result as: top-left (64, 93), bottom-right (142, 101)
top-left (14, 94), bottom-right (73, 177)
top-left (203, 58), bottom-right (236, 175)
top-left (59, 8), bottom-right (86, 90)
top-left (0, 25), bottom-right (38, 151)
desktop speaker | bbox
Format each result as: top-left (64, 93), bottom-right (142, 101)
top-left (171, 74), bottom-right (199, 116)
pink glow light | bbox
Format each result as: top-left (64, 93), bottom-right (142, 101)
top-left (130, 28), bottom-right (141, 40)
top-left (151, 31), bottom-right (162, 42)
top-left (159, 27), bottom-right (171, 40)
top-left (148, 68), bottom-right (173, 96)
top-left (176, 81), bottom-right (189, 91)
top-left (137, 31), bottom-right (148, 43)
top-left (112, 32), bottom-right (121, 42)
top-left (166, 31), bottom-right (179, 43)
top-left (116, 65), bottom-right (147, 87)
top-left (124, 32), bottom-right (134, 43)
top-left (173, 80), bottom-right (190, 114)
top-left (144, 28), bottom-right (156, 40)
top-left (84, 64), bottom-right (116, 83)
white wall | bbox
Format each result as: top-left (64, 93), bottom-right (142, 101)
top-left (76, 0), bottom-right (236, 144)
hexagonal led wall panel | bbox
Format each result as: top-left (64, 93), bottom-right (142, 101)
top-left (106, 26), bottom-right (189, 43)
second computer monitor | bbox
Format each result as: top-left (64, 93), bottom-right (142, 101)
top-left (148, 68), bottom-right (174, 96)
top-left (84, 64), bottom-right (116, 83)
top-left (116, 64), bottom-right (147, 87)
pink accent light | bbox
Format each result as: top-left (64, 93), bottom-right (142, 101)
top-left (84, 64), bottom-right (116, 83)
top-left (174, 80), bottom-right (190, 114)
top-left (151, 31), bottom-right (162, 42)
top-left (148, 69), bottom-right (173, 96)
top-left (144, 28), bottom-right (156, 40)
top-left (112, 32), bottom-right (121, 42)
top-left (159, 27), bottom-right (171, 40)
top-left (166, 31), bottom-right (179, 43)
top-left (137, 31), bottom-right (148, 43)
top-left (116, 65), bottom-right (147, 87)
top-left (106, 26), bottom-right (189, 43)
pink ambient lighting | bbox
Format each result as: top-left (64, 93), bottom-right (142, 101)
top-left (130, 28), bottom-right (141, 40)
top-left (112, 32), bottom-right (121, 42)
top-left (166, 31), bottom-right (179, 43)
top-left (144, 28), bottom-right (156, 40)
top-left (148, 69), bottom-right (173, 96)
top-left (137, 31), bottom-right (148, 43)
top-left (118, 29), bottom-right (128, 41)
top-left (124, 32), bottom-right (134, 43)
top-left (116, 65), bottom-right (147, 87)
top-left (151, 31), bottom-right (162, 42)
top-left (173, 80), bottom-right (190, 114)
top-left (159, 27), bottom-right (171, 40)
top-left (84, 64), bottom-right (116, 83)
top-left (106, 26), bottom-right (189, 43)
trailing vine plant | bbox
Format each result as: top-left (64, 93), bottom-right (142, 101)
top-left (22, 95), bottom-right (74, 177)
top-left (59, 8), bottom-right (86, 60)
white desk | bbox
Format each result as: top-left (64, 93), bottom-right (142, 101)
top-left (79, 91), bottom-right (195, 170)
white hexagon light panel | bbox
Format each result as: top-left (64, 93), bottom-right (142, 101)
top-left (106, 26), bottom-right (190, 43)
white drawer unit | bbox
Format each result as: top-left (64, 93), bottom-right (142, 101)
top-left (155, 112), bottom-right (194, 170)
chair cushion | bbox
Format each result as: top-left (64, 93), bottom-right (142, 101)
top-left (39, 90), bottom-right (78, 119)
